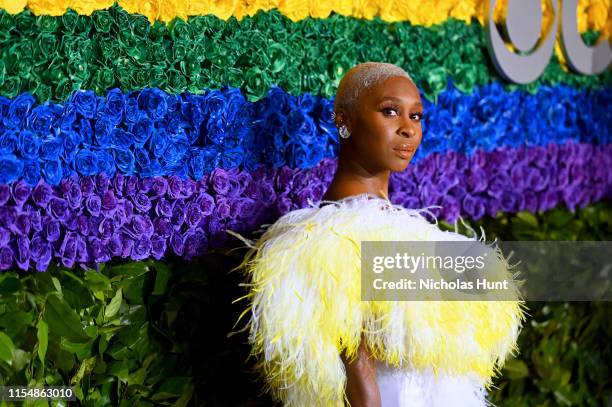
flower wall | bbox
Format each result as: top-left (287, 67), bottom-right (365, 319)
top-left (0, 1), bottom-right (610, 405)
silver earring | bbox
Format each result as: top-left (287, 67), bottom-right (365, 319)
top-left (339, 125), bottom-right (351, 139)
top-left (330, 111), bottom-right (336, 121)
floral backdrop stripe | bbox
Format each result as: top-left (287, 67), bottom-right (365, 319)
top-left (0, 141), bottom-right (609, 272)
top-left (0, 0), bottom-right (608, 32)
top-left (0, 84), bottom-right (609, 186)
top-left (0, 8), bottom-right (610, 103)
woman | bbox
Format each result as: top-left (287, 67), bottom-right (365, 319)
top-left (237, 62), bottom-right (524, 406)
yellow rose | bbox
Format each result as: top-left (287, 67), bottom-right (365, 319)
top-left (28, 0), bottom-right (69, 15)
top-left (0, 0), bottom-right (27, 14)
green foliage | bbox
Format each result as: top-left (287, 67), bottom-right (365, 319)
top-left (0, 202), bottom-right (610, 406)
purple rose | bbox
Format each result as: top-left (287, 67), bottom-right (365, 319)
top-left (30, 209), bottom-right (42, 232)
top-left (49, 197), bottom-right (70, 221)
top-left (59, 232), bottom-right (78, 268)
top-left (171, 200), bottom-right (186, 228)
top-left (113, 173), bottom-right (126, 196)
top-left (31, 182), bottom-right (53, 208)
top-left (0, 246), bottom-right (14, 270)
top-left (96, 173), bottom-right (111, 192)
top-left (12, 180), bottom-right (31, 207)
top-left (151, 234), bottom-right (167, 260)
top-left (186, 202), bottom-right (203, 227)
top-left (213, 198), bottom-right (230, 220)
top-left (89, 237), bottom-right (111, 263)
top-left (132, 236), bottom-right (152, 260)
top-left (527, 167), bottom-right (548, 192)
top-left (132, 193), bottom-right (152, 213)
top-left (125, 176), bottom-right (138, 196)
top-left (154, 218), bottom-right (173, 238)
top-left (195, 192), bottom-right (215, 216)
top-left (65, 184), bottom-right (83, 210)
top-left (119, 234), bottom-right (134, 258)
top-left (277, 196), bottom-right (293, 214)
top-left (76, 214), bottom-right (90, 236)
top-left (151, 177), bottom-right (168, 197)
top-left (486, 175), bottom-right (505, 199)
top-left (76, 235), bottom-right (88, 264)
top-left (467, 168), bottom-right (488, 193)
top-left (0, 207), bottom-right (16, 229)
top-left (170, 232), bottom-right (184, 256)
top-left (448, 185), bottom-right (467, 200)
top-left (0, 228), bottom-right (9, 246)
top-left (155, 198), bottom-right (173, 218)
top-left (500, 190), bottom-right (518, 213)
top-left (80, 177), bottom-right (96, 196)
top-left (130, 215), bottom-right (154, 238)
top-left (45, 219), bottom-right (61, 242)
top-left (167, 176), bottom-right (184, 199)
top-left (139, 178), bottom-right (153, 194)
top-left (0, 185), bottom-right (10, 205)
top-left (441, 196), bottom-right (460, 223)
top-left (98, 218), bottom-right (116, 239)
top-left (523, 191), bottom-right (538, 213)
top-left (184, 228), bottom-right (207, 259)
top-left (30, 234), bottom-right (51, 272)
top-left (101, 190), bottom-right (118, 212)
top-left (14, 213), bottom-right (31, 236)
top-left (462, 194), bottom-right (486, 220)
top-left (107, 234), bottom-right (123, 257)
top-left (86, 195), bottom-right (102, 216)
top-left (182, 178), bottom-right (197, 198)
top-left (210, 169), bottom-right (230, 196)
top-left (16, 236), bottom-right (30, 270)
top-left (487, 198), bottom-right (502, 218)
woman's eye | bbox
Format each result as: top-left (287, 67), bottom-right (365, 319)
top-left (382, 108), bottom-right (399, 116)
top-left (410, 112), bottom-right (424, 121)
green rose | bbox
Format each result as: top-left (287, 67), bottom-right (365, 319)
top-left (165, 69), bottom-right (187, 94)
top-left (35, 33), bottom-right (58, 61)
top-left (148, 65), bottom-right (166, 88)
top-left (33, 82), bottom-right (52, 102)
top-left (173, 40), bottom-right (189, 61)
top-left (169, 19), bottom-right (191, 41)
top-left (129, 14), bottom-right (150, 40)
top-left (93, 10), bottom-right (112, 33)
top-left (92, 68), bottom-right (115, 94)
top-left (0, 76), bottom-right (20, 98)
top-left (99, 37), bottom-right (120, 61)
top-left (222, 67), bottom-right (244, 89)
top-left (61, 10), bottom-right (79, 34)
top-left (133, 67), bottom-right (151, 89)
top-left (421, 66), bottom-right (448, 101)
top-left (67, 59), bottom-right (89, 83)
top-left (244, 67), bottom-right (270, 102)
top-left (36, 15), bottom-right (59, 33)
top-left (0, 11), bottom-right (15, 35)
top-left (54, 78), bottom-right (76, 101)
top-left (181, 54), bottom-right (202, 76)
top-left (14, 11), bottom-right (34, 33)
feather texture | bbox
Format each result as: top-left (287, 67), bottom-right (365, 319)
top-left (237, 194), bottom-right (525, 406)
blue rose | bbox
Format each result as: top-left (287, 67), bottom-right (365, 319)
top-left (96, 149), bottom-right (116, 177)
top-left (104, 88), bottom-right (125, 125)
top-left (181, 94), bottom-right (205, 128)
top-left (5, 93), bottom-right (36, 129)
top-left (189, 146), bottom-right (220, 179)
top-left (0, 96), bottom-right (10, 118)
top-left (111, 129), bottom-right (134, 149)
top-left (94, 117), bottom-right (114, 147)
top-left (150, 128), bottom-right (169, 158)
top-left (61, 130), bottom-right (83, 163)
top-left (18, 130), bottom-right (41, 159)
top-left (287, 111), bottom-right (316, 145)
top-left (160, 136), bottom-right (189, 169)
top-left (128, 117), bottom-right (153, 148)
top-left (137, 88), bottom-right (168, 120)
top-left (71, 90), bottom-right (97, 119)
top-left (287, 141), bottom-right (324, 169)
top-left (124, 97), bottom-right (142, 125)
top-left (59, 104), bottom-right (77, 133)
top-left (41, 160), bottom-right (63, 185)
top-left (0, 155), bottom-right (24, 183)
top-left (113, 148), bottom-right (135, 174)
top-left (75, 149), bottom-right (98, 176)
top-left (219, 146), bottom-right (244, 169)
top-left (206, 117), bottom-right (227, 145)
top-left (0, 130), bottom-right (19, 155)
top-left (22, 159), bottom-right (41, 186)
top-left (26, 105), bottom-right (56, 134)
top-left (202, 89), bottom-right (226, 119)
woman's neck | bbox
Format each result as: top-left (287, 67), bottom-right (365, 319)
top-left (322, 165), bottom-right (390, 202)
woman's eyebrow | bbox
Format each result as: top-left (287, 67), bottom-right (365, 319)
top-left (378, 96), bottom-right (424, 109)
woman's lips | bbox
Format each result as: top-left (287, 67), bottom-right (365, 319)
top-left (393, 144), bottom-right (414, 159)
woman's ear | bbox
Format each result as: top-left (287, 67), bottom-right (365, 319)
top-left (334, 109), bottom-right (348, 129)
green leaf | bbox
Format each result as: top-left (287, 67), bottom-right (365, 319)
top-left (0, 275), bottom-right (21, 295)
top-left (152, 263), bottom-right (171, 295)
top-left (84, 270), bottom-right (111, 293)
top-left (51, 276), bottom-right (62, 294)
top-left (43, 294), bottom-right (89, 343)
top-left (514, 211), bottom-right (539, 228)
top-left (70, 356), bottom-right (97, 385)
top-left (503, 359), bottom-right (529, 379)
top-left (110, 262), bottom-right (149, 277)
top-left (37, 320), bottom-right (49, 365)
top-left (0, 331), bottom-right (15, 362)
top-left (105, 288), bottom-right (122, 320)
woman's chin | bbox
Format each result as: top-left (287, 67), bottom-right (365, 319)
top-left (389, 160), bottom-right (411, 173)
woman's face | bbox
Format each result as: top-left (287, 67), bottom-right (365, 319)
top-left (341, 76), bottom-right (424, 173)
